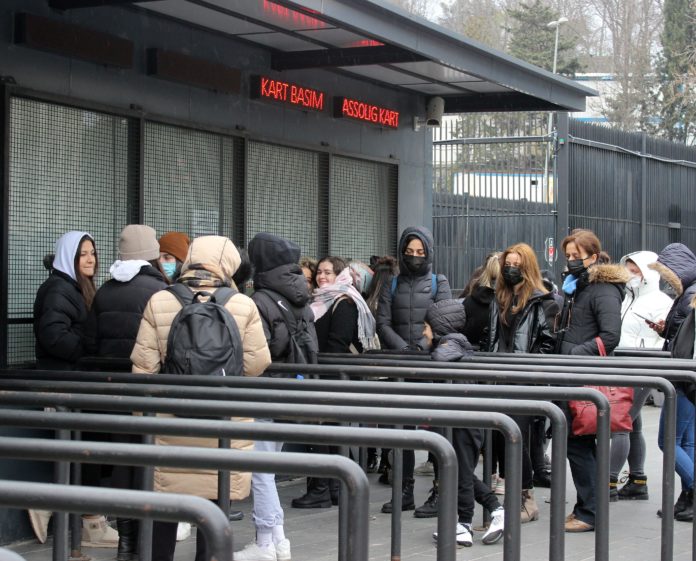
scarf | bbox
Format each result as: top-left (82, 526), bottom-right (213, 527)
top-left (310, 267), bottom-right (379, 350)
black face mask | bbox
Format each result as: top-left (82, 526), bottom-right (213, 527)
top-left (403, 255), bottom-right (427, 274)
top-left (502, 266), bottom-right (523, 286)
top-left (567, 259), bottom-right (586, 277)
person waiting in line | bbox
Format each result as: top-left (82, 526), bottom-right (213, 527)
top-left (608, 251), bottom-right (673, 502)
top-left (158, 231), bottom-right (190, 284)
top-left (376, 226), bottom-right (451, 515)
top-left (32, 231), bottom-right (120, 549)
top-left (462, 253), bottom-right (500, 351)
top-left (365, 255), bottom-right (398, 317)
top-left (486, 243), bottom-right (559, 525)
top-left (424, 299), bottom-right (505, 547)
top-left (237, 232), bottom-right (318, 561)
top-left (556, 229), bottom-right (628, 532)
top-left (130, 235), bottom-right (271, 561)
top-left (84, 224), bottom-right (168, 561)
top-left (299, 256), bottom-right (317, 294)
top-left (290, 256), bottom-right (379, 510)
top-left (649, 243), bottom-right (696, 521)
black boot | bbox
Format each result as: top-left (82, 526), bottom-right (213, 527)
top-left (676, 490), bottom-right (694, 522)
top-left (414, 480), bottom-right (438, 518)
top-left (291, 477), bottom-right (332, 508)
top-left (609, 477), bottom-right (618, 503)
top-left (658, 489), bottom-right (690, 518)
top-left (618, 474), bottom-right (649, 500)
top-left (381, 478), bottom-right (415, 513)
top-left (116, 519), bottom-right (138, 561)
top-left (533, 469), bottom-right (552, 488)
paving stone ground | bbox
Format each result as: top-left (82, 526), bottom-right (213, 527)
top-left (6, 405), bottom-right (692, 561)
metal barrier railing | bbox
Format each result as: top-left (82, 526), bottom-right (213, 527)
top-left (264, 361), bottom-right (678, 561)
top-left (0, 378), bottom-right (563, 561)
top-left (0, 409), bottom-right (456, 561)
top-left (0, 387), bottom-right (522, 561)
top-left (0, 368), bottom-right (674, 561)
top-left (0, 478), bottom-right (233, 561)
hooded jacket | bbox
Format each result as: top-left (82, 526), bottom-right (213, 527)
top-left (559, 264), bottom-right (629, 355)
top-left (33, 231), bottom-right (93, 370)
top-left (649, 243), bottom-right (696, 350)
top-left (376, 226), bottom-right (452, 350)
top-left (462, 284), bottom-right (495, 350)
top-left (487, 289), bottom-right (558, 354)
top-left (248, 233), bottom-right (318, 363)
top-left (130, 236), bottom-right (271, 500)
top-left (619, 251), bottom-right (673, 349)
top-left (85, 261), bottom-right (168, 359)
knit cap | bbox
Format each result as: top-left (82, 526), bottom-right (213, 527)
top-left (119, 225), bottom-right (159, 261)
top-left (159, 231), bottom-right (191, 263)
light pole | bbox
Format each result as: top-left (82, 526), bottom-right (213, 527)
top-left (542, 16), bottom-right (568, 205)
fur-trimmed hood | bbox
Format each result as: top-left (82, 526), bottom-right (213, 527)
top-left (650, 243), bottom-right (696, 297)
top-left (587, 264), bottom-right (631, 285)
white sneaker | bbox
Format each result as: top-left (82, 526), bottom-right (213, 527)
top-left (482, 507), bottom-right (504, 545)
top-left (233, 542), bottom-right (277, 561)
top-left (432, 522), bottom-right (473, 547)
top-left (176, 522), bottom-right (191, 541)
top-left (275, 538), bottom-right (291, 561)
top-left (414, 460), bottom-right (435, 476)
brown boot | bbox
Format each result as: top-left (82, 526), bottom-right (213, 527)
top-left (521, 489), bottom-right (539, 523)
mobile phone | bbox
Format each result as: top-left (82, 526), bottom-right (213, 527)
top-left (632, 311), bottom-right (651, 322)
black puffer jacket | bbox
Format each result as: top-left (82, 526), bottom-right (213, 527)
top-left (559, 264), bottom-right (629, 355)
top-left (651, 243), bottom-right (696, 350)
top-left (376, 226), bottom-right (451, 350)
top-left (426, 298), bottom-right (467, 340)
top-left (249, 233), bottom-right (317, 363)
top-left (487, 289), bottom-right (558, 354)
top-left (85, 264), bottom-right (167, 358)
top-left (462, 285), bottom-right (495, 350)
top-left (33, 270), bottom-right (88, 370)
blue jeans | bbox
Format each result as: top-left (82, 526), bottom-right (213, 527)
top-left (658, 388), bottom-right (695, 491)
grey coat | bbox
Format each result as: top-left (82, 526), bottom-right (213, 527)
top-left (376, 226), bottom-right (452, 350)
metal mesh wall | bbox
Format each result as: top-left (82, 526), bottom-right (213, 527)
top-left (8, 97), bottom-right (129, 365)
top-left (144, 122), bottom-right (235, 240)
top-left (329, 156), bottom-right (397, 262)
top-left (246, 141), bottom-right (319, 257)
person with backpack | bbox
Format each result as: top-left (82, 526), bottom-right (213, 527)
top-left (234, 232), bottom-right (318, 561)
top-left (376, 226), bottom-right (451, 515)
top-left (130, 235), bottom-right (271, 561)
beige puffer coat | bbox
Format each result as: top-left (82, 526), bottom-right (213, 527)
top-left (131, 236), bottom-right (271, 500)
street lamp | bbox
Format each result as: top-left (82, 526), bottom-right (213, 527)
top-left (543, 16), bottom-right (568, 207)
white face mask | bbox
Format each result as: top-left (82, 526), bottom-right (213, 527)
top-left (627, 275), bottom-right (642, 290)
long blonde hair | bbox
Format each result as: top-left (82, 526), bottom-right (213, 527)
top-left (496, 243), bottom-right (546, 326)
top-left (478, 252), bottom-right (501, 289)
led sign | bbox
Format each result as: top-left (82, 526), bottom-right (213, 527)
top-left (251, 75), bottom-right (325, 111)
top-left (333, 96), bottom-right (399, 129)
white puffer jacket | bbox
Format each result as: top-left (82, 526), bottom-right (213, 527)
top-left (619, 251), bottom-right (674, 349)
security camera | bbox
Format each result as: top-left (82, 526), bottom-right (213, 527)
top-left (425, 96), bottom-right (445, 126)
top-left (413, 96), bottom-right (445, 131)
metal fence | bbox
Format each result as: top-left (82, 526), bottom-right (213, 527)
top-left (433, 113), bottom-right (696, 291)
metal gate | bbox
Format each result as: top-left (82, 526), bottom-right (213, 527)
top-left (432, 113), bottom-right (557, 292)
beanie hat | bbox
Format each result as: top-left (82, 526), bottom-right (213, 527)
top-left (159, 231), bottom-right (191, 263)
top-left (119, 225), bottom-right (159, 261)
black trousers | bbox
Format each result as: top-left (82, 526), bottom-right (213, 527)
top-left (489, 415), bottom-right (534, 489)
top-left (567, 435), bottom-right (596, 525)
top-left (151, 503), bottom-right (217, 561)
top-left (453, 428), bottom-right (501, 524)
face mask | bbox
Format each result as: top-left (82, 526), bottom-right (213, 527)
top-left (627, 275), bottom-right (642, 290)
top-left (403, 255), bottom-right (427, 274)
top-left (162, 262), bottom-right (177, 279)
top-left (502, 266), bottom-right (523, 286)
top-left (567, 259), bottom-right (586, 277)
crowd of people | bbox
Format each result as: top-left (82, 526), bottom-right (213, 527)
top-left (28, 222), bottom-right (696, 561)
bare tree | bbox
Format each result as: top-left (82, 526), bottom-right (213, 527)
top-left (385, 0), bottom-right (439, 19)
top-left (437, 0), bottom-right (508, 50)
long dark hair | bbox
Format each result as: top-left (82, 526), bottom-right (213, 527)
top-left (365, 256), bottom-right (398, 314)
top-left (314, 256), bottom-right (348, 284)
top-left (74, 235), bottom-right (98, 310)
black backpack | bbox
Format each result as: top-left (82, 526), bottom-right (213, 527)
top-left (255, 288), bottom-right (318, 364)
top-left (163, 283), bottom-right (243, 376)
